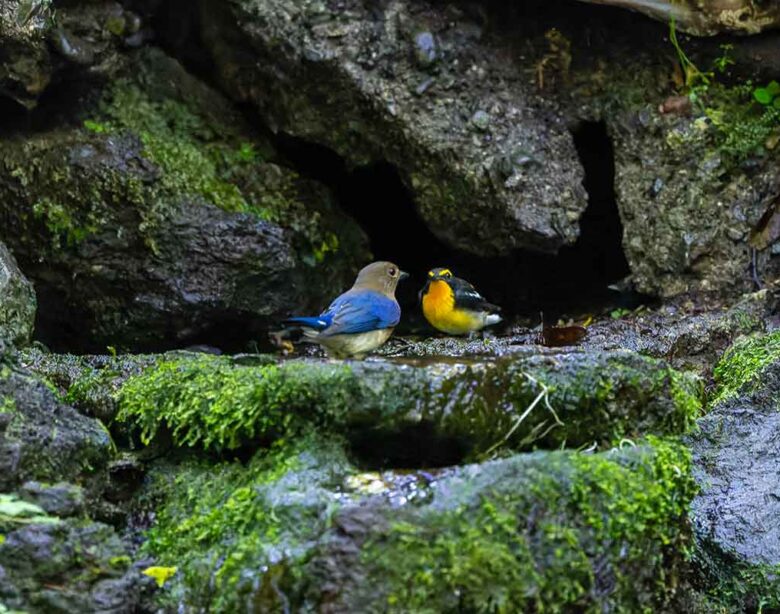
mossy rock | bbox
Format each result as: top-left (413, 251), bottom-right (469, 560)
top-left (35, 348), bottom-right (703, 460)
top-left (688, 332), bottom-right (780, 611)
top-left (140, 436), bottom-right (695, 611)
top-left (0, 242), bottom-right (36, 347)
top-left (0, 515), bottom-right (145, 612)
top-left (710, 329), bottom-right (780, 407)
top-left (0, 362), bottom-right (111, 492)
top-left (137, 434), bottom-right (354, 612)
top-left (0, 47), bottom-right (367, 352)
top-left (297, 438), bottom-right (696, 612)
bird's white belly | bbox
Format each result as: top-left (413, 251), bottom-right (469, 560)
top-left (319, 328), bottom-right (394, 359)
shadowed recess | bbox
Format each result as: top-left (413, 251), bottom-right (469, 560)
top-left (274, 121), bottom-right (635, 333)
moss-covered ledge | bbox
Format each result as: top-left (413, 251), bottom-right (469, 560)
top-left (709, 329), bottom-right (780, 407)
top-left (299, 438), bottom-right (696, 612)
top-left (134, 434), bottom-right (353, 612)
top-left (141, 437), bottom-right (696, 611)
top-left (27, 348), bottom-right (703, 459)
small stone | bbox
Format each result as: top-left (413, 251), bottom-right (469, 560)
top-left (727, 226), bottom-right (745, 241)
top-left (414, 77), bottom-right (435, 96)
top-left (123, 11), bottom-right (142, 35)
top-left (650, 177), bottom-right (664, 197)
top-left (413, 31), bottom-right (437, 68)
top-left (470, 110), bottom-right (490, 132)
top-left (699, 155), bottom-right (721, 174)
top-left (49, 28), bottom-right (95, 65)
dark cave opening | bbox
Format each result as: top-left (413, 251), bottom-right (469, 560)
top-left (348, 421), bottom-right (471, 470)
top-left (273, 120), bottom-right (636, 333)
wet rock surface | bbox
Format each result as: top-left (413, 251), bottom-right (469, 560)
top-left (0, 242), bottom-right (36, 347)
top-left (381, 290), bottom-right (770, 371)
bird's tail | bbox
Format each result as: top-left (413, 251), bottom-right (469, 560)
top-left (282, 316), bottom-right (329, 331)
top-left (484, 314), bottom-right (503, 327)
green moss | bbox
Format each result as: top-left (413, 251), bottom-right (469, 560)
top-left (698, 81), bottom-right (780, 164)
top-left (693, 544), bottom-right (780, 612)
top-left (116, 355), bottom-right (359, 451)
top-left (113, 351), bottom-right (701, 455)
top-left (79, 78), bottom-right (345, 261)
top-left (143, 435), bottom-right (349, 612)
top-left (670, 370), bottom-right (705, 422)
top-left (711, 331), bottom-right (780, 406)
top-left (0, 397), bottom-right (15, 414)
top-left (364, 438), bottom-right (695, 612)
top-left (32, 197), bottom-right (99, 248)
top-left (96, 82), bottom-right (252, 214)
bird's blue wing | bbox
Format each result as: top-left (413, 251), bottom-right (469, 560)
top-left (283, 315), bottom-right (333, 330)
top-left (319, 290), bottom-right (400, 337)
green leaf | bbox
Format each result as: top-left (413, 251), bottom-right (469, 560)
top-left (774, 97), bottom-right (780, 110)
top-left (0, 495), bottom-right (47, 518)
top-left (767, 80), bottom-right (780, 96)
top-left (83, 119), bottom-right (107, 133)
top-left (754, 88), bottom-right (773, 105)
top-left (610, 308), bottom-right (631, 320)
top-left (0, 494), bottom-right (60, 526)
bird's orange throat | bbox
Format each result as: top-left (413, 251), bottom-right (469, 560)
top-left (422, 280), bottom-right (454, 318)
top-left (422, 280), bottom-right (480, 335)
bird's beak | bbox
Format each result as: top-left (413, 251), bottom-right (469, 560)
top-left (399, 271), bottom-right (410, 281)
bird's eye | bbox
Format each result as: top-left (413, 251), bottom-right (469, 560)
top-left (389, 267), bottom-right (397, 277)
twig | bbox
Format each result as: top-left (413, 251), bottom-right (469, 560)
top-left (481, 372), bottom-right (564, 458)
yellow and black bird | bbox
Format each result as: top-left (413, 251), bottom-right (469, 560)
top-left (419, 267), bottom-right (502, 335)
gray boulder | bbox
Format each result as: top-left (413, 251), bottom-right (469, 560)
top-left (154, 0), bottom-right (780, 297)
top-left (0, 0), bottom-right (131, 108)
top-left (688, 331), bottom-right (780, 609)
top-left (195, 0), bottom-right (588, 257)
top-left (573, 0), bottom-right (780, 36)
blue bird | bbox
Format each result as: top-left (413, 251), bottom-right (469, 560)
top-left (283, 261), bottom-right (408, 359)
